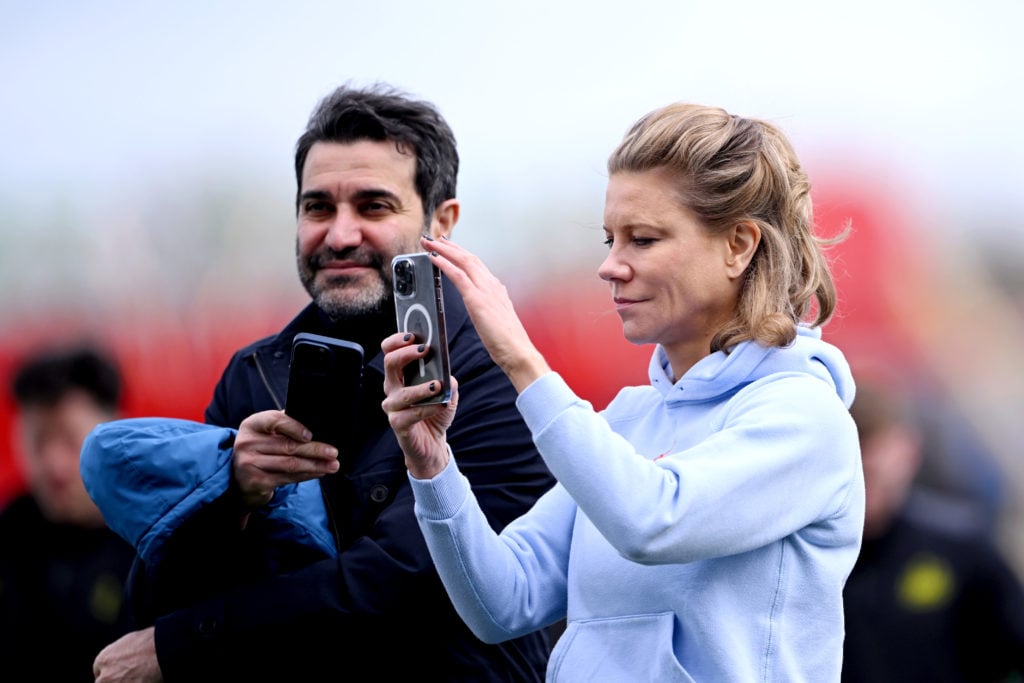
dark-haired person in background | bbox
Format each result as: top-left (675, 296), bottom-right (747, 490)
top-left (0, 345), bottom-right (134, 682)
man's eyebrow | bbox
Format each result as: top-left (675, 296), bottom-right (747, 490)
top-left (299, 189), bottom-right (333, 203)
top-left (352, 188), bottom-right (402, 205)
top-left (298, 188), bottom-right (403, 204)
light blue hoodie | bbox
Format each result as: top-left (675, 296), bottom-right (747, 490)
top-left (410, 326), bottom-right (863, 682)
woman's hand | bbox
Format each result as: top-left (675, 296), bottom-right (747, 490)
top-left (381, 332), bottom-right (459, 479)
top-left (423, 236), bottom-right (550, 392)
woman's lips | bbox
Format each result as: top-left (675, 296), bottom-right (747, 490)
top-left (613, 296), bottom-right (645, 311)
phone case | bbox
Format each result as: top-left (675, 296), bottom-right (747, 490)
top-left (392, 252), bottom-right (451, 404)
top-left (285, 332), bottom-right (364, 448)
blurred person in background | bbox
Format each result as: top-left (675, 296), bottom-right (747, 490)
top-left (0, 345), bottom-right (134, 682)
top-left (842, 379), bottom-right (1024, 682)
top-left (86, 82), bottom-right (554, 682)
top-left (382, 102), bottom-right (864, 681)
top-left (909, 389), bottom-right (1007, 540)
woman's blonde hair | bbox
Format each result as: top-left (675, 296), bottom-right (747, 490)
top-left (607, 103), bottom-right (842, 352)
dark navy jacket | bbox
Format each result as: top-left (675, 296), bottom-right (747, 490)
top-left (131, 281), bottom-right (555, 681)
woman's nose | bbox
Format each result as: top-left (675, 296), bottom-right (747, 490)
top-left (598, 249), bottom-right (629, 282)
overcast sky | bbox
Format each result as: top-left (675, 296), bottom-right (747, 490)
top-left (2, 0), bottom-right (1023, 274)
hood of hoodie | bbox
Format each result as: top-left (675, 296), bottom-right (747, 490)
top-left (649, 326), bottom-right (855, 408)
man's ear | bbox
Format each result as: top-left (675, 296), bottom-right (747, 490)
top-left (725, 220), bottom-right (761, 279)
top-left (428, 199), bottom-right (460, 239)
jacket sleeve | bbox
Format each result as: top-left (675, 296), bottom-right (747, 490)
top-left (80, 418), bottom-right (337, 565)
top-left (151, 342), bottom-right (555, 679)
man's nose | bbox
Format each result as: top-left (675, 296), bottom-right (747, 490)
top-left (324, 207), bottom-right (364, 251)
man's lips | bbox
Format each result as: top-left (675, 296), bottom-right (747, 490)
top-left (317, 261), bottom-right (374, 274)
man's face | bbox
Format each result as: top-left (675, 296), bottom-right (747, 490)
top-left (296, 140), bottom-right (429, 319)
top-left (15, 390), bottom-right (112, 526)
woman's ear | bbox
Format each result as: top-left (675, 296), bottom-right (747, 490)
top-left (428, 199), bottom-right (460, 239)
top-left (725, 221), bottom-right (761, 279)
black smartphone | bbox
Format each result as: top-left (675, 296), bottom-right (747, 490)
top-left (392, 251), bottom-right (451, 404)
top-left (284, 332), bottom-right (364, 449)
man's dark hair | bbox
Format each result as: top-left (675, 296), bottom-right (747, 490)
top-left (294, 82), bottom-right (459, 218)
top-left (11, 345), bottom-right (122, 412)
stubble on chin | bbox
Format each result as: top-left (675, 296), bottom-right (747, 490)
top-left (303, 269), bottom-right (391, 320)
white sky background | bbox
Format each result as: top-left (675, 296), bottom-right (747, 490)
top-left (2, 0), bottom-right (1023, 308)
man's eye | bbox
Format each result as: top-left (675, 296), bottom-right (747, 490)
top-left (304, 201), bottom-right (332, 214)
top-left (362, 201), bottom-right (392, 214)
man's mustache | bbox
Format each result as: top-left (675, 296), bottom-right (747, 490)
top-left (309, 247), bottom-right (384, 271)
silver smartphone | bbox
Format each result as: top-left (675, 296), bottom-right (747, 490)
top-left (391, 251), bottom-right (451, 404)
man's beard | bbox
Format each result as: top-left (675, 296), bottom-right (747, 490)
top-left (297, 245), bottom-right (392, 321)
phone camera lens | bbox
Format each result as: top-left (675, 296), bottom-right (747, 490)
top-left (395, 260), bottom-right (414, 296)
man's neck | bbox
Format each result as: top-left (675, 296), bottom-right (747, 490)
top-left (314, 307), bottom-right (396, 362)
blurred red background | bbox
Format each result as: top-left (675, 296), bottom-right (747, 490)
top-left (0, 170), bottom-right (949, 508)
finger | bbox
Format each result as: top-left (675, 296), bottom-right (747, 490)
top-left (421, 235), bottom-right (488, 278)
top-left (236, 423), bottom-right (332, 462)
top-left (386, 399), bottom-right (450, 432)
top-left (290, 440), bottom-right (340, 463)
top-left (422, 248), bottom-right (475, 301)
top-left (381, 378), bottom-right (445, 414)
top-left (382, 342), bottom-right (434, 393)
top-left (422, 238), bottom-right (500, 303)
top-left (381, 331), bottom-right (417, 354)
top-left (448, 375), bottom-right (460, 409)
top-left (382, 338), bottom-right (427, 373)
top-left (242, 409), bottom-right (312, 443)
top-left (273, 414), bottom-right (319, 443)
top-left (241, 444), bottom-right (339, 479)
top-left (251, 436), bottom-right (338, 464)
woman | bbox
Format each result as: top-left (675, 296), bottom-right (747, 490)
top-left (382, 103), bottom-right (864, 681)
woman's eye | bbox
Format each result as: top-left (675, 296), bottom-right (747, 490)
top-left (632, 237), bottom-right (655, 247)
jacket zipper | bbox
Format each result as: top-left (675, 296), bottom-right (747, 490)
top-left (252, 351), bottom-right (284, 410)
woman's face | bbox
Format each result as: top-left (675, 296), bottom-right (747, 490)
top-left (599, 168), bottom-right (746, 377)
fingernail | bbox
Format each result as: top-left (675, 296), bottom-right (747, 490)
top-left (428, 382), bottom-right (436, 392)
top-left (423, 234), bottom-right (435, 241)
top-left (417, 344), bottom-right (426, 353)
top-left (441, 235), bottom-right (450, 240)
top-left (430, 251), bottom-right (438, 257)
top-left (403, 333), bottom-right (412, 342)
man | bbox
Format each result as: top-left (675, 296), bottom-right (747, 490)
top-left (0, 345), bottom-right (135, 682)
top-left (90, 83), bottom-right (555, 681)
top-left (842, 380), bottom-right (1024, 682)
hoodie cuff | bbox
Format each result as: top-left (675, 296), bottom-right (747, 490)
top-left (515, 371), bottom-right (582, 435)
top-left (408, 445), bottom-right (471, 521)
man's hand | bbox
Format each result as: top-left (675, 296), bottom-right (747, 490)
top-left (232, 410), bottom-right (340, 507)
top-left (93, 627), bottom-right (161, 682)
